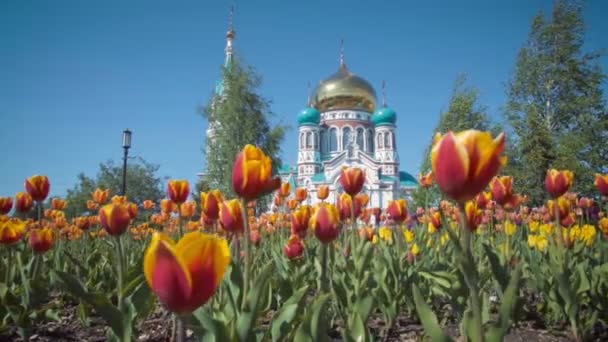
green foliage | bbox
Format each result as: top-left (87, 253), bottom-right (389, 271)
top-left (412, 74), bottom-right (495, 208)
top-left (65, 158), bottom-right (165, 218)
top-left (504, 0), bottom-right (607, 204)
top-left (202, 58), bottom-right (288, 203)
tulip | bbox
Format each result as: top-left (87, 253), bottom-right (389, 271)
top-left (15, 192), bottom-right (33, 213)
top-left (431, 130), bottom-right (506, 203)
top-left (180, 201), bottom-right (197, 218)
top-left (51, 198), bottom-right (67, 210)
top-left (250, 230), bottom-right (261, 246)
top-left (464, 201), bottom-right (483, 231)
top-left (418, 171), bottom-right (434, 188)
top-left (168, 180), bottom-right (190, 204)
top-left (340, 167), bottom-right (365, 196)
top-left (126, 202), bottom-right (139, 220)
top-left (359, 227), bottom-right (375, 242)
top-left (111, 195), bottom-right (127, 205)
top-left (291, 205), bottom-right (311, 237)
top-left (25, 175), bottom-right (50, 202)
top-left (428, 210), bottom-right (442, 233)
top-left (577, 197), bottom-right (594, 210)
top-left (287, 199), bottom-right (299, 210)
top-left (475, 192), bottom-right (492, 209)
top-left (273, 196), bottom-right (283, 207)
top-left (200, 190), bottom-right (223, 220)
top-left (0, 218), bottom-right (26, 244)
top-left (490, 176), bottom-right (514, 206)
top-left (294, 187), bottom-right (308, 203)
top-left (161, 199), bottom-right (178, 214)
top-left (387, 199), bottom-right (408, 223)
top-left (283, 235), bottom-right (305, 260)
top-left (143, 200), bottom-right (155, 210)
top-left (0, 197), bottom-right (13, 215)
top-left (337, 194), bottom-right (361, 221)
top-left (29, 227), bottom-right (55, 253)
top-left (545, 169), bottom-right (574, 199)
top-left (278, 182), bottom-right (291, 198)
top-left (232, 145), bottom-right (281, 200)
top-left (99, 204), bottom-right (131, 236)
top-left (92, 188), bottom-right (110, 204)
top-left (317, 185), bottom-right (329, 200)
top-left (310, 203), bottom-right (342, 244)
top-left (595, 174), bottom-right (608, 196)
top-left (599, 217), bottom-right (608, 236)
top-left (219, 199), bottom-right (244, 233)
top-left (74, 217), bottom-right (91, 231)
top-left (144, 232), bottom-right (230, 313)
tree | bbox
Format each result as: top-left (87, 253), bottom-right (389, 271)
top-left (504, 0), bottom-right (607, 204)
top-left (65, 158), bottom-right (165, 218)
top-left (412, 74), bottom-right (495, 208)
top-left (202, 58), bottom-right (287, 203)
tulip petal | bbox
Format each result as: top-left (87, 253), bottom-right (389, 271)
top-left (432, 132), bottom-right (469, 197)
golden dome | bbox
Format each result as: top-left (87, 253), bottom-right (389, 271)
top-left (311, 65), bottom-right (377, 113)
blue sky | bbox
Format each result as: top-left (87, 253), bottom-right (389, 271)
top-left (1, 0), bottom-right (607, 199)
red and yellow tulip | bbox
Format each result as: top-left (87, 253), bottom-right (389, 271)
top-left (278, 182), bottom-right (291, 198)
top-left (143, 200), bottom-right (155, 210)
top-left (475, 191), bottom-right (492, 209)
top-left (465, 201), bottom-right (483, 231)
top-left (219, 199), bottom-right (244, 234)
top-left (387, 199), bottom-right (408, 223)
top-left (15, 192), bottom-right (33, 213)
top-left (144, 232), bottom-right (230, 313)
top-left (51, 198), bottom-right (67, 211)
top-left (310, 203), bottom-right (342, 244)
top-left (317, 185), bottom-right (329, 200)
top-left (490, 176), bottom-right (514, 206)
top-left (29, 227), bottom-right (55, 253)
top-left (168, 180), bottom-right (190, 204)
top-left (0, 197), bottom-right (13, 215)
top-left (340, 167), bottom-right (365, 196)
top-left (201, 190), bottom-right (223, 220)
top-left (594, 174), bottom-right (608, 196)
top-left (418, 171), bottom-right (434, 188)
top-left (545, 169), bottom-right (574, 199)
top-left (295, 187), bottom-right (308, 203)
top-left (291, 205), bottom-right (311, 237)
top-left (232, 145), bottom-right (281, 200)
top-left (283, 235), bottom-right (305, 260)
top-left (99, 204), bottom-right (131, 236)
top-left (180, 201), bottom-right (197, 218)
top-left (25, 175), bottom-right (50, 202)
top-left (431, 130), bottom-right (506, 203)
top-left (0, 218), bottom-right (26, 244)
top-left (161, 199), bottom-right (178, 214)
top-left (92, 188), bottom-right (110, 204)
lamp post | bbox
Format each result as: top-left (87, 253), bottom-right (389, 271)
top-left (121, 129), bottom-right (132, 196)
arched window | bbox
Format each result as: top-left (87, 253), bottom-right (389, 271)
top-left (367, 129), bottom-right (374, 152)
top-left (384, 132), bottom-right (391, 148)
top-left (356, 128), bottom-right (364, 149)
top-left (320, 130), bottom-right (326, 153)
top-left (377, 133), bottom-right (383, 149)
top-left (392, 133), bottom-right (396, 149)
top-left (300, 132), bottom-right (305, 148)
top-left (306, 132), bottom-right (312, 148)
top-left (329, 127), bottom-right (338, 152)
top-left (313, 132), bottom-right (318, 149)
top-left (342, 127), bottom-right (351, 150)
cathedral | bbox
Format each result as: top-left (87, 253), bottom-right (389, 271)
top-left (202, 12), bottom-right (418, 208)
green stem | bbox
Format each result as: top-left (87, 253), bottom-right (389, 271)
top-left (30, 254), bottom-right (41, 282)
top-left (116, 236), bottom-right (125, 309)
top-left (320, 243), bottom-right (329, 294)
top-left (553, 199), bottom-right (564, 249)
top-left (175, 314), bottom-right (185, 342)
top-left (240, 198), bottom-right (251, 310)
top-left (350, 195), bottom-right (357, 252)
top-left (37, 201), bottom-right (42, 222)
top-left (458, 202), bottom-right (483, 342)
top-left (5, 247), bottom-right (13, 284)
top-left (177, 204), bottom-right (184, 237)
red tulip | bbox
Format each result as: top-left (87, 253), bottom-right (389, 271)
top-left (25, 175), bottom-right (50, 202)
top-left (0, 197), bottom-right (13, 215)
top-left (283, 235), bottom-right (305, 260)
top-left (29, 227), bottom-right (55, 253)
top-left (317, 185), bottom-right (330, 200)
top-left (310, 203), bottom-right (342, 244)
top-left (340, 167), bottom-right (365, 196)
top-left (15, 192), bottom-right (33, 213)
top-left (200, 190), bottom-right (223, 220)
top-left (99, 204), bottom-right (131, 236)
top-left (232, 145), bottom-right (281, 200)
top-left (291, 205), bottom-right (311, 237)
top-left (490, 176), bottom-right (514, 206)
top-left (545, 169), bottom-right (574, 199)
top-left (219, 199), bottom-right (244, 234)
top-left (387, 199), bottom-right (408, 223)
top-left (595, 174), bottom-right (608, 196)
top-left (168, 180), bottom-right (190, 204)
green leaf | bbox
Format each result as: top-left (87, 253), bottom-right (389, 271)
top-left (486, 265), bottom-right (522, 342)
top-left (237, 261), bottom-right (274, 341)
top-left (483, 244), bottom-right (508, 292)
top-left (346, 312), bottom-right (369, 342)
top-left (192, 309), bottom-right (233, 342)
top-left (270, 285), bottom-right (309, 342)
top-left (412, 284), bottom-right (452, 342)
top-left (294, 293), bottom-right (331, 342)
top-left (354, 296), bottom-right (374, 322)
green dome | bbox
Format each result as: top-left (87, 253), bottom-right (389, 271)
top-left (372, 106), bottom-right (396, 126)
top-left (298, 107), bottom-right (320, 125)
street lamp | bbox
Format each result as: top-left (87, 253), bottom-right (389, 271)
top-left (121, 129), bottom-right (132, 196)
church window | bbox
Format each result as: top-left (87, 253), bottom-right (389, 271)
top-left (313, 132), bottom-right (318, 149)
top-left (356, 128), bottom-right (364, 149)
top-left (329, 127), bottom-right (338, 152)
top-left (300, 132), bottom-right (305, 148)
top-left (342, 127), bottom-right (351, 150)
top-left (367, 129), bottom-right (374, 152)
top-left (320, 130), bottom-right (326, 153)
top-left (384, 132), bottom-right (391, 148)
top-left (306, 132), bottom-right (312, 148)
top-left (377, 133), bottom-right (383, 149)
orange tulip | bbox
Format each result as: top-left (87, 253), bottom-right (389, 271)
top-left (599, 218), bottom-right (608, 236)
top-left (283, 234), bottom-right (305, 260)
top-left (51, 198), bottom-right (67, 211)
top-left (278, 182), bottom-right (291, 198)
top-left (0, 218), bottom-right (26, 244)
top-left (387, 199), bottom-right (408, 223)
top-left (295, 187), bottom-right (308, 203)
top-left (431, 130), bottom-right (506, 203)
top-left (99, 204), bottom-right (131, 236)
top-left (25, 175), bottom-right (50, 202)
top-left (111, 195), bottom-right (127, 205)
top-left (74, 217), bottom-right (91, 231)
top-left (250, 230), bottom-right (261, 246)
top-left (291, 205), bottom-right (311, 237)
top-left (126, 202), bottom-right (139, 220)
top-left (0, 197), bottom-right (13, 215)
top-left (168, 180), bottom-right (190, 204)
top-left (86, 200), bottom-right (99, 211)
top-left (418, 171), bottom-right (434, 188)
top-left (200, 190), bottom-right (223, 220)
top-left (92, 188), bottom-right (110, 204)
top-left (287, 199), bottom-right (299, 210)
top-left (161, 199), bottom-right (178, 214)
top-left (577, 197), bottom-right (594, 210)
top-left (359, 227), bottom-right (375, 242)
top-left (490, 176), bottom-right (514, 206)
top-left (15, 192), bottom-right (33, 213)
top-left (547, 197), bottom-right (571, 221)
top-left (337, 193), bottom-right (361, 221)
top-left (340, 167), bottom-right (365, 196)
top-left (273, 195), bottom-right (283, 207)
top-left (143, 200), bottom-right (155, 210)
top-left (475, 192), bottom-right (492, 209)
top-left (29, 227), bottom-right (55, 253)
top-left (232, 144), bottom-right (281, 200)
top-left (180, 201), bottom-right (197, 218)
top-left (144, 232), bottom-right (230, 313)
top-left (545, 169), bottom-right (574, 199)
top-left (595, 174), bottom-right (608, 196)
top-left (219, 199), bottom-right (244, 234)
top-left (465, 201), bottom-right (483, 231)
top-left (310, 203), bottom-right (342, 244)
top-left (356, 193), bottom-right (369, 208)
top-left (429, 210), bottom-right (442, 230)
top-left (317, 185), bottom-right (330, 200)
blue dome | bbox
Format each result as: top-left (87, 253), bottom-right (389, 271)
top-left (372, 106), bottom-right (397, 126)
top-left (298, 107), bottom-right (321, 125)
